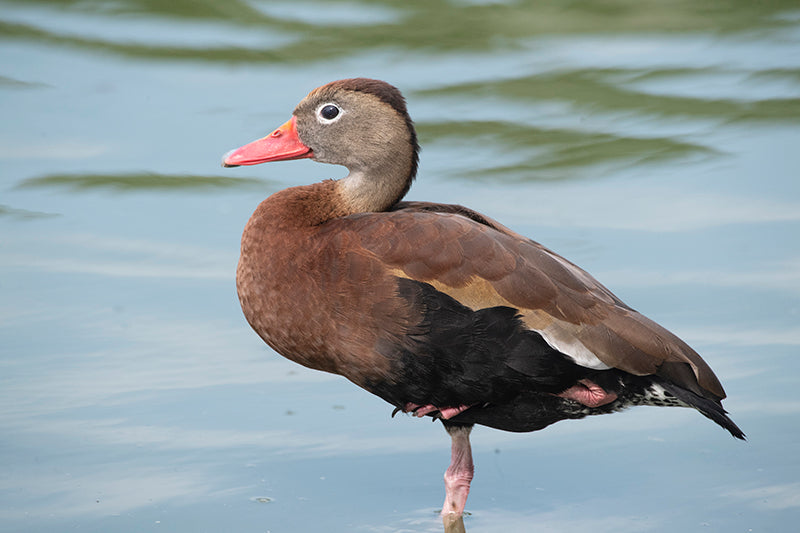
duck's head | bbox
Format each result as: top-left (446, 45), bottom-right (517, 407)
top-left (223, 78), bottom-right (420, 211)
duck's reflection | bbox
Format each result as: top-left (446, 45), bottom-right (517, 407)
top-left (442, 512), bottom-right (466, 533)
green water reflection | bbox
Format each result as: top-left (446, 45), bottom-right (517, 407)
top-left (16, 172), bottom-right (267, 191)
top-left (418, 119), bottom-right (716, 181)
top-left (3, 0), bottom-right (799, 62)
top-left (421, 70), bottom-right (800, 122)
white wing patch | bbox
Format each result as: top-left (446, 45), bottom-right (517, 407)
top-left (537, 325), bottom-right (612, 370)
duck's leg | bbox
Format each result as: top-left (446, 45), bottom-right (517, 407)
top-left (441, 422), bottom-right (474, 516)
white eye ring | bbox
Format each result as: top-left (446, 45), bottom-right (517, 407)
top-left (316, 103), bottom-right (343, 124)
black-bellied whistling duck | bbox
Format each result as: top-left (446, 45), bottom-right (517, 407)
top-left (222, 78), bottom-right (744, 517)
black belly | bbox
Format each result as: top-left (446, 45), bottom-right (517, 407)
top-left (366, 278), bottom-right (634, 422)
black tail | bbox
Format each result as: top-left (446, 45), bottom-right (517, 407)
top-left (662, 383), bottom-right (746, 440)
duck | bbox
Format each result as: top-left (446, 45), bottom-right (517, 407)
top-left (222, 78), bottom-right (744, 517)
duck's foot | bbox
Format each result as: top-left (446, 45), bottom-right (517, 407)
top-left (395, 402), bottom-right (472, 420)
top-left (557, 379), bottom-right (618, 407)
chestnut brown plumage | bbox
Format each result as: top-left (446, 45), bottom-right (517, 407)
top-left (223, 78), bottom-right (744, 517)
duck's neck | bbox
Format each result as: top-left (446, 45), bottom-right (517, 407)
top-left (335, 171), bottom-right (406, 215)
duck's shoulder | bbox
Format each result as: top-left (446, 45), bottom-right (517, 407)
top-left (321, 201), bottom-right (523, 278)
top-left (322, 200), bottom-right (612, 311)
top-left (388, 201), bottom-right (512, 233)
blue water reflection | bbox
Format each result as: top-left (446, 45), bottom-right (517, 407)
top-left (1, 1), bottom-right (799, 532)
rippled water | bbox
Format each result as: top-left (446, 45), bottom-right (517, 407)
top-left (2, 1), bottom-right (799, 532)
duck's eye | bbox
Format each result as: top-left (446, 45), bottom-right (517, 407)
top-left (319, 104), bottom-right (341, 122)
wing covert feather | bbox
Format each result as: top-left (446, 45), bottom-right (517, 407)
top-left (331, 202), bottom-right (726, 399)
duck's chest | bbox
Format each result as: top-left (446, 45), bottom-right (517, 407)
top-left (235, 219), bottom-right (401, 381)
top-left (237, 226), bottom-right (331, 366)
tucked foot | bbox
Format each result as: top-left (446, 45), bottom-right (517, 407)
top-left (557, 379), bottom-right (618, 408)
top-left (398, 403), bottom-right (472, 420)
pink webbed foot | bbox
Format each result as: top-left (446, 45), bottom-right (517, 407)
top-left (442, 424), bottom-right (473, 517)
top-left (397, 403), bottom-right (471, 420)
top-left (557, 379), bottom-right (618, 408)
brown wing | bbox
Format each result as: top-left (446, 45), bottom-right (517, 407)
top-left (346, 201), bottom-right (726, 400)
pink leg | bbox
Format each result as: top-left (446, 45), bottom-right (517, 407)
top-left (441, 424), bottom-right (473, 516)
top-left (557, 379), bottom-right (618, 408)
